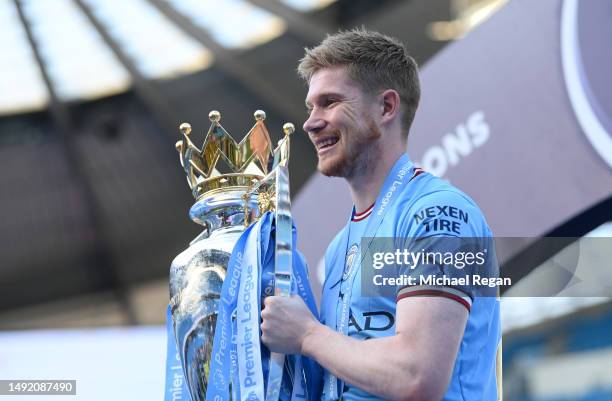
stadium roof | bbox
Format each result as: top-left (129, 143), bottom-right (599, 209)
top-left (0, 0), bottom-right (336, 115)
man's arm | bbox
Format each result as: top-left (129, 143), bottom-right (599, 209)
top-left (261, 295), bottom-right (468, 401)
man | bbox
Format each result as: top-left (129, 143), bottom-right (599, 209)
top-left (261, 29), bottom-right (501, 401)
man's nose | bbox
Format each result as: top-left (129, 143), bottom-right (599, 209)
top-left (303, 112), bottom-right (326, 134)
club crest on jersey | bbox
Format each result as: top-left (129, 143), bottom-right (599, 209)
top-left (343, 244), bottom-right (360, 281)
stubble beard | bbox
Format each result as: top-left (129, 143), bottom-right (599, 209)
top-left (318, 118), bottom-right (382, 180)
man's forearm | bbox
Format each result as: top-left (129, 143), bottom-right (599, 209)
top-left (301, 323), bottom-right (423, 401)
top-left (261, 295), bottom-right (465, 401)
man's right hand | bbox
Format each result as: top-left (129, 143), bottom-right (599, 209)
top-left (260, 295), bottom-right (320, 355)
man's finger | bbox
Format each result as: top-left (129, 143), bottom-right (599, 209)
top-left (264, 295), bottom-right (276, 307)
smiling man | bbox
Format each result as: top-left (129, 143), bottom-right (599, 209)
top-left (261, 29), bottom-right (501, 401)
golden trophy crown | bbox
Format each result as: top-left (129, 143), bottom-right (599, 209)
top-left (175, 109), bottom-right (294, 200)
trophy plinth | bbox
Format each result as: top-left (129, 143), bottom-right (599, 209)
top-left (169, 110), bottom-right (293, 401)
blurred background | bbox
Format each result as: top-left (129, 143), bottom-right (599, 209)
top-left (1, 0), bottom-right (611, 400)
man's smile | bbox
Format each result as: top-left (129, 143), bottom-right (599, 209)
top-left (312, 134), bottom-right (340, 155)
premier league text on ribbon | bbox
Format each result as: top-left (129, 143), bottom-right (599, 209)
top-left (212, 249), bottom-right (243, 391)
top-left (240, 264), bottom-right (258, 390)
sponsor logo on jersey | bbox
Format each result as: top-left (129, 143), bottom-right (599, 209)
top-left (348, 310), bottom-right (395, 333)
top-left (413, 204), bottom-right (469, 235)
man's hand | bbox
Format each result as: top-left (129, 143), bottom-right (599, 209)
top-left (260, 295), bottom-right (319, 355)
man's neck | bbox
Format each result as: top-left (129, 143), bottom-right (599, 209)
top-left (347, 150), bottom-right (404, 213)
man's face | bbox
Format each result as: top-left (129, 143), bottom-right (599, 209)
top-left (303, 67), bottom-right (381, 179)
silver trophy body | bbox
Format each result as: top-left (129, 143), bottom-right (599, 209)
top-left (170, 190), bottom-right (257, 400)
top-left (169, 110), bottom-right (294, 401)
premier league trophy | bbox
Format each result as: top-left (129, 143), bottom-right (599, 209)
top-left (168, 110), bottom-right (297, 401)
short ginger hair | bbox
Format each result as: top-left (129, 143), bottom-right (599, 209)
top-left (297, 28), bottom-right (421, 137)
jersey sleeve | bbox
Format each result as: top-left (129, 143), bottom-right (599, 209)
top-left (394, 189), bottom-right (495, 311)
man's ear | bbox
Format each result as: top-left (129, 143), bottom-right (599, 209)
top-left (379, 89), bottom-right (401, 125)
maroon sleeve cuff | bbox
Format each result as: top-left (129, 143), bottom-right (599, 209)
top-left (396, 286), bottom-right (472, 312)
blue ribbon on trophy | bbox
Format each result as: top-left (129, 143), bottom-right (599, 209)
top-left (164, 111), bottom-right (320, 401)
top-left (165, 304), bottom-right (190, 401)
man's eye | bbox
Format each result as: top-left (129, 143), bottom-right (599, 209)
top-left (325, 99), bottom-right (337, 107)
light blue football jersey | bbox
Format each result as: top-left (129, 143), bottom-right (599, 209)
top-left (320, 154), bottom-right (501, 401)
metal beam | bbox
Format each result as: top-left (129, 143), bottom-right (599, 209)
top-left (147, 0), bottom-right (304, 124)
top-left (13, 0), bottom-right (138, 323)
top-left (14, 0), bottom-right (68, 129)
top-left (246, 0), bottom-right (330, 44)
top-left (73, 0), bottom-right (180, 137)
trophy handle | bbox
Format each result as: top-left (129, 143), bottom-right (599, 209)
top-left (241, 122), bottom-right (297, 401)
top-left (265, 165), bottom-right (292, 401)
top-left (273, 165), bottom-right (293, 297)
